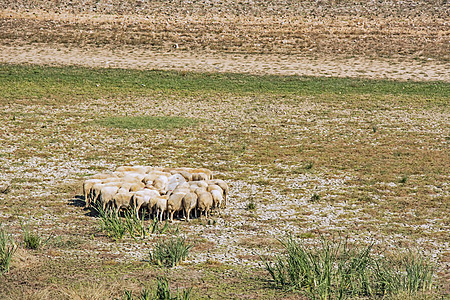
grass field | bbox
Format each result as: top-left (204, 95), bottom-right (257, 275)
top-left (0, 64), bottom-right (448, 299)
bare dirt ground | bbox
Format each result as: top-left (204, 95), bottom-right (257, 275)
top-left (1, 44), bottom-right (449, 82)
top-left (0, 0), bottom-right (449, 82)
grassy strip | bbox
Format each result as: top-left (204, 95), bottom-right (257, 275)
top-left (96, 116), bottom-right (199, 130)
top-left (263, 235), bottom-right (435, 299)
top-left (0, 64), bottom-right (448, 101)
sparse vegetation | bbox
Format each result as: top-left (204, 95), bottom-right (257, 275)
top-left (310, 193), bottom-right (321, 202)
top-left (246, 198), bottom-right (257, 210)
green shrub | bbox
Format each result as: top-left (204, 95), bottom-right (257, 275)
top-left (0, 226), bottom-right (17, 274)
top-left (150, 235), bottom-right (193, 268)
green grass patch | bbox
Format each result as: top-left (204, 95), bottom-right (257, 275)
top-left (1, 64), bottom-right (448, 102)
top-left (96, 116), bottom-right (199, 130)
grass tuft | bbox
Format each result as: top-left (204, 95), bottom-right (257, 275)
top-left (0, 226), bottom-right (17, 274)
top-left (22, 223), bottom-right (51, 250)
top-left (149, 235), bottom-right (193, 268)
top-left (310, 193), bottom-right (320, 202)
top-left (246, 198), bottom-right (257, 210)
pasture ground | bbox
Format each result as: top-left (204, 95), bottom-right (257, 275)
top-left (0, 1), bottom-right (449, 299)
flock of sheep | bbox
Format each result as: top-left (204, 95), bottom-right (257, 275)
top-left (82, 166), bottom-right (229, 222)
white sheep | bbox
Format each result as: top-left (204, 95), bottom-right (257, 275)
top-left (182, 192), bottom-right (198, 222)
top-left (132, 189), bottom-right (160, 219)
top-left (197, 191), bottom-right (213, 219)
top-left (210, 189), bottom-right (223, 215)
top-left (167, 192), bottom-right (186, 222)
top-left (154, 195), bottom-right (169, 222)
top-left (152, 175), bottom-right (169, 194)
top-left (112, 191), bottom-right (135, 217)
top-left (98, 185), bottom-right (120, 211)
top-left (192, 172), bottom-right (208, 181)
top-left (83, 178), bottom-right (102, 207)
top-left (115, 165), bottom-right (147, 174)
top-left (166, 174), bottom-right (186, 195)
top-left (207, 179), bottom-right (229, 208)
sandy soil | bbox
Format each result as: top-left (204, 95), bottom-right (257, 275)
top-left (1, 44), bottom-right (449, 82)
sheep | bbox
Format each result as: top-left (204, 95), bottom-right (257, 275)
top-left (98, 185), bottom-right (120, 211)
top-left (154, 195), bottom-right (169, 222)
top-left (179, 171), bottom-right (193, 182)
top-left (89, 182), bottom-right (109, 207)
top-left (122, 172), bottom-right (146, 183)
top-left (83, 179), bottom-right (102, 207)
top-left (167, 192), bottom-right (186, 222)
top-left (207, 179), bottom-right (229, 208)
top-left (152, 175), bottom-right (169, 194)
top-left (197, 191), bottom-right (213, 219)
top-left (172, 182), bottom-right (190, 194)
top-left (142, 171), bottom-right (170, 185)
top-left (192, 172), bottom-right (208, 181)
top-left (132, 189), bottom-right (160, 219)
top-left (192, 168), bottom-right (213, 180)
top-left (91, 172), bottom-right (119, 180)
top-left (194, 186), bottom-right (207, 197)
top-left (115, 166), bottom-right (147, 174)
top-left (129, 181), bottom-right (145, 192)
top-left (166, 174), bottom-right (186, 195)
top-left (210, 189), bottom-right (223, 215)
top-left (182, 192), bottom-right (198, 222)
top-left (91, 181), bottom-right (123, 205)
top-left (112, 191), bottom-right (134, 217)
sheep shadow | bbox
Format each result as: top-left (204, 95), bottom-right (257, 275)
top-left (68, 195), bottom-right (99, 217)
